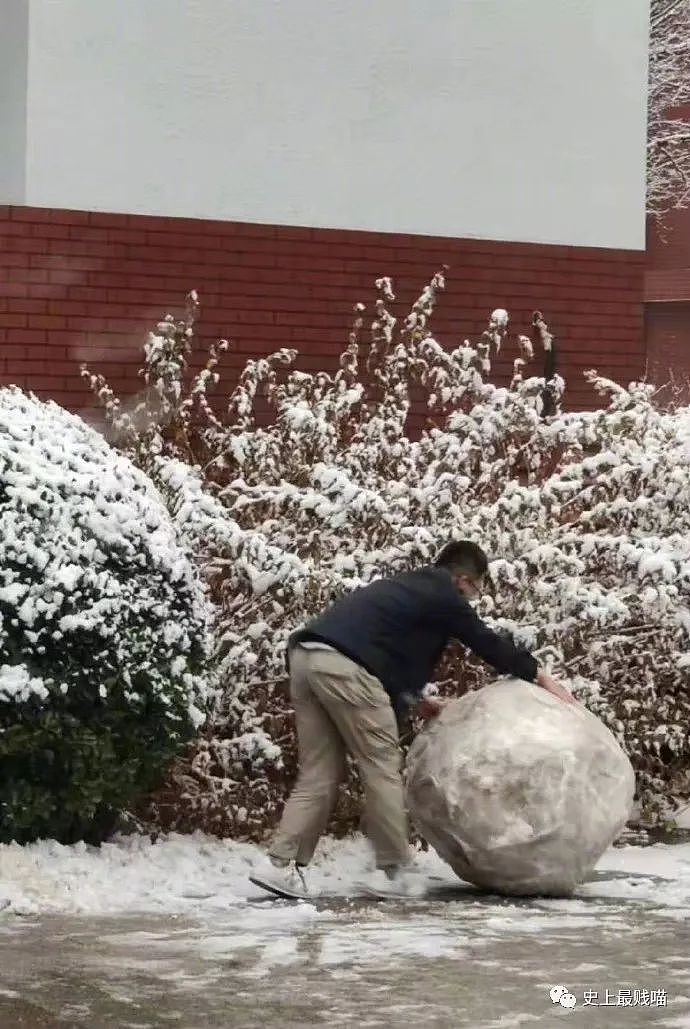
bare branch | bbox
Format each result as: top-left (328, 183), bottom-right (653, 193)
top-left (652, 0), bottom-right (687, 29)
top-left (647, 0), bottom-right (690, 219)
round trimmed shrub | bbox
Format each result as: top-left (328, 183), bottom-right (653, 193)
top-left (0, 388), bottom-right (211, 844)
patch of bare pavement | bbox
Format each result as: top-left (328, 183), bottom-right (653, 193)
top-left (0, 871), bottom-right (689, 1029)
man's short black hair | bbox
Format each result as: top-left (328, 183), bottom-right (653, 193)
top-left (434, 540), bottom-right (488, 579)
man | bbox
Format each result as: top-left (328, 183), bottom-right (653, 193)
top-left (250, 540), bottom-right (573, 900)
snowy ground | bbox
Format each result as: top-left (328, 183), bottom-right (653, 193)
top-left (0, 833), bottom-right (689, 1027)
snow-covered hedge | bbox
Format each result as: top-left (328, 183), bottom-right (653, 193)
top-left (0, 388), bottom-right (211, 844)
top-left (83, 280), bottom-right (690, 837)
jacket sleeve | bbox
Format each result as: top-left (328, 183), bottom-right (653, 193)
top-left (445, 594), bottom-right (539, 682)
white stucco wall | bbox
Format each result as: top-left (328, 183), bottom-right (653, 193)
top-left (0, 0), bottom-right (29, 205)
top-left (11, 0), bottom-right (650, 247)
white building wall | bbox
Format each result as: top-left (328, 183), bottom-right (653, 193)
top-left (11, 0), bottom-right (650, 247)
top-left (0, 0), bottom-right (29, 205)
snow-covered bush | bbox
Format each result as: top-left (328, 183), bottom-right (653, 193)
top-left (0, 388), bottom-right (211, 844)
top-left (82, 277), bottom-right (690, 837)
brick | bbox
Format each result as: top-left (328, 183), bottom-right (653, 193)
top-left (102, 286), bottom-right (179, 304)
top-left (31, 223), bottom-right (71, 240)
top-left (229, 310), bottom-right (275, 325)
top-left (89, 212), bottom-right (132, 228)
top-left (74, 345), bottom-right (141, 362)
top-left (67, 316), bottom-right (114, 331)
top-left (195, 219), bottom-right (277, 238)
top-left (269, 225), bottom-right (314, 242)
top-left (1, 344), bottom-right (30, 360)
top-left (124, 214), bottom-right (179, 231)
top-left (290, 327), bottom-right (345, 344)
top-left (8, 268), bottom-right (48, 283)
top-left (49, 390), bottom-right (94, 408)
top-left (15, 358), bottom-right (71, 374)
top-left (0, 252), bottom-right (30, 268)
top-left (10, 329), bottom-right (48, 344)
top-left (84, 300), bottom-right (124, 316)
top-left (0, 282), bottom-right (28, 298)
top-left (12, 207), bottom-right (90, 226)
top-left (284, 269), bottom-right (357, 288)
top-left (49, 266), bottom-right (102, 284)
top-left (69, 226), bottom-right (110, 243)
top-left (7, 297), bottom-right (48, 313)
top-left (0, 220), bottom-right (35, 236)
top-left (28, 255), bottom-right (60, 270)
top-left (105, 227), bottom-right (149, 245)
top-left (9, 207), bottom-right (48, 222)
top-left (47, 239), bottom-right (116, 259)
top-left (50, 299), bottom-right (115, 317)
top-left (106, 318), bottom-right (150, 332)
top-left (89, 271), bottom-right (194, 292)
top-left (111, 256), bottom-right (202, 279)
top-left (280, 255), bottom-right (349, 274)
top-left (32, 314), bottom-right (68, 330)
top-left (0, 313), bottom-right (28, 328)
top-left (570, 350), bottom-right (639, 364)
top-left (27, 283), bottom-right (68, 299)
top-left (276, 312), bottom-right (337, 327)
top-left (67, 286), bottom-right (105, 302)
top-left (139, 229), bottom-right (215, 252)
top-left (22, 375), bottom-right (70, 391)
top-left (2, 236), bottom-right (47, 254)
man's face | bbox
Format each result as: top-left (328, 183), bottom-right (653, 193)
top-left (454, 573), bottom-right (484, 600)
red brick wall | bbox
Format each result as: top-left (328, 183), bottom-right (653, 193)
top-left (0, 205), bottom-right (645, 424)
top-left (644, 302), bottom-right (690, 389)
top-left (647, 210), bottom-right (690, 276)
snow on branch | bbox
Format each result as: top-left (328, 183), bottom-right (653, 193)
top-left (82, 278), bottom-right (690, 837)
top-left (648, 0), bottom-right (690, 219)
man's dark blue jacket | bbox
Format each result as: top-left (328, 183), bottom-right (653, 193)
top-left (289, 566), bottom-right (539, 714)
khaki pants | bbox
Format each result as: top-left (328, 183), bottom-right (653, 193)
top-left (269, 645), bottom-right (410, 869)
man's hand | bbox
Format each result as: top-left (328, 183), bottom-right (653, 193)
top-left (417, 696), bottom-right (446, 720)
top-left (536, 670), bottom-right (576, 705)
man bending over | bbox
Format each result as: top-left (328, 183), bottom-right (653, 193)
top-left (250, 540), bottom-right (573, 899)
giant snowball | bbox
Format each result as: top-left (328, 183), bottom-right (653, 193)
top-left (406, 680), bottom-right (635, 896)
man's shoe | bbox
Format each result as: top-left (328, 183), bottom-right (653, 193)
top-left (249, 857), bottom-right (309, 900)
top-left (357, 865), bottom-right (428, 900)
